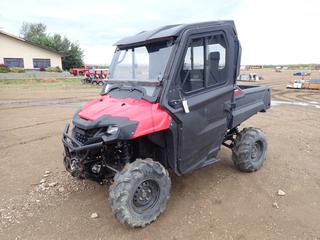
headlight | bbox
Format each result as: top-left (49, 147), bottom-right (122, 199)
top-left (107, 126), bottom-right (119, 135)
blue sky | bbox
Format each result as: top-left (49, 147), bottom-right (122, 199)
top-left (1, 0), bottom-right (319, 65)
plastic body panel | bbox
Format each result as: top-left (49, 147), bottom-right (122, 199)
top-left (78, 95), bottom-right (171, 139)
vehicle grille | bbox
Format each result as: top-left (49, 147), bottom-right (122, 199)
top-left (73, 127), bottom-right (94, 144)
top-left (74, 131), bottom-right (88, 144)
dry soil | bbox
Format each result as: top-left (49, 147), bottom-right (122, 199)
top-left (0, 69), bottom-right (320, 240)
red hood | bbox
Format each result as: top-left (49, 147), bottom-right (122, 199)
top-left (78, 95), bottom-right (171, 138)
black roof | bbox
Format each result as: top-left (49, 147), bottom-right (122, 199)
top-left (114, 20), bottom-right (236, 47)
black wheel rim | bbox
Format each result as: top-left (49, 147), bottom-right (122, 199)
top-left (132, 180), bottom-right (160, 213)
top-left (251, 141), bottom-right (263, 162)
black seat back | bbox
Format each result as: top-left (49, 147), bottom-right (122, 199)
top-left (207, 51), bottom-right (220, 85)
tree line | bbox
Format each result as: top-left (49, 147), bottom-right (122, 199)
top-left (20, 22), bottom-right (84, 70)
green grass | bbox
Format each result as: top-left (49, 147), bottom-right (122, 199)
top-left (0, 77), bottom-right (85, 88)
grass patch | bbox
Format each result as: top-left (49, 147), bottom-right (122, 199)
top-left (0, 77), bottom-right (85, 89)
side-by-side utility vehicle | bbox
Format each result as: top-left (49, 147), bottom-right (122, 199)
top-left (62, 21), bottom-right (271, 227)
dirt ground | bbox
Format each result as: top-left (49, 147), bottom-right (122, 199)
top-left (0, 69), bottom-right (320, 240)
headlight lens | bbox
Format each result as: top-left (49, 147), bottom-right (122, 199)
top-left (107, 126), bottom-right (119, 135)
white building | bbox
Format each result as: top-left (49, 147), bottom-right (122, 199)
top-left (0, 31), bottom-right (62, 69)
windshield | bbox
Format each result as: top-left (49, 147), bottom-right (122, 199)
top-left (104, 41), bottom-right (174, 99)
top-left (109, 41), bottom-right (174, 82)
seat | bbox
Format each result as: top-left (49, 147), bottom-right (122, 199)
top-left (207, 51), bottom-right (220, 85)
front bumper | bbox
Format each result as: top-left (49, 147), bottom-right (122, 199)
top-left (62, 123), bottom-right (117, 154)
top-left (62, 123), bottom-right (121, 178)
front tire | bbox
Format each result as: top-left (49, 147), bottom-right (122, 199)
top-left (63, 155), bottom-right (85, 179)
top-left (232, 127), bottom-right (267, 172)
top-left (109, 159), bottom-right (171, 228)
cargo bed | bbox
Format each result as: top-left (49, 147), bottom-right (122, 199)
top-left (231, 85), bottom-right (271, 128)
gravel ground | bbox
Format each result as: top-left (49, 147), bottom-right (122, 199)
top-left (0, 69), bottom-right (320, 239)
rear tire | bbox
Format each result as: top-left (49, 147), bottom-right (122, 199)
top-left (232, 127), bottom-right (267, 172)
top-left (109, 159), bottom-right (171, 228)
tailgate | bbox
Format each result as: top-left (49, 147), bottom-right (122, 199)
top-left (231, 85), bottom-right (271, 128)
